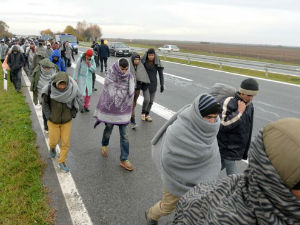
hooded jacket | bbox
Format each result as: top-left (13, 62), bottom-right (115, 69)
top-left (173, 118), bottom-right (300, 225)
top-left (130, 53), bottom-right (150, 85)
top-left (31, 45), bottom-right (46, 70)
top-left (141, 51), bottom-right (164, 93)
top-left (49, 49), bottom-right (66, 72)
top-left (7, 46), bottom-right (25, 72)
top-left (30, 58), bottom-right (57, 105)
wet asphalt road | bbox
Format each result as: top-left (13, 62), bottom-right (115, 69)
top-left (30, 47), bottom-right (299, 225)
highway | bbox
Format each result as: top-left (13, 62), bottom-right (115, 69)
top-left (132, 47), bottom-right (300, 77)
top-left (26, 47), bottom-right (300, 225)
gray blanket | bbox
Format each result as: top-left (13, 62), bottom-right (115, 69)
top-left (152, 94), bottom-right (221, 197)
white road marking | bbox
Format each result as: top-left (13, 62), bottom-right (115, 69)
top-left (23, 72), bottom-right (93, 225)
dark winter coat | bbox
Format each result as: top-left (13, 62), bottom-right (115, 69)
top-left (7, 46), bottom-right (25, 72)
top-left (217, 93), bottom-right (254, 160)
top-left (97, 44), bottom-right (110, 58)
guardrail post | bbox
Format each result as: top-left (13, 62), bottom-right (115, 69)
top-left (219, 62), bottom-right (223, 70)
top-left (187, 56), bottom-right (191, 64)
top-left (3, 69), bottom-right (8, 91)
top-left (265, 65), bottom-right (268, 77)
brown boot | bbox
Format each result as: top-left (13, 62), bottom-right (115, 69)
top-left (120, 160), bottom-right (134, 171)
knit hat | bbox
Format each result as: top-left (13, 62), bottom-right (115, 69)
top-left (263, 118), bottom-right (300, 189)
top-left (85, 49), bottom-right (93, 57)
top-left (198, 94), bottom-right (221, 117)
top-left (239, 78), bottom-right (259, 96)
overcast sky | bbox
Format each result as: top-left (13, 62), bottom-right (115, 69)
top-left (1, 0), bottom-right (299, 46)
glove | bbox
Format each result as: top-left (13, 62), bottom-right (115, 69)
top-left (160, 85), bottom-right (164, 93)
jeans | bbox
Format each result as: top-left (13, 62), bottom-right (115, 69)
top-left (100, 57), bottom-right (108, 71)
top-left (221, 158), bottom-right (238, 175)
top-left (101, 123), bottom-right (129, 161)
top-left (142, 89), bottom-right (156, 115)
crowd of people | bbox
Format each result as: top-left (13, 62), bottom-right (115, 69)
top-left (1, 36), bottom-right (299, 225)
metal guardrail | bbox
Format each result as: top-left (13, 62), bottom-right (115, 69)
top-left (132, 47), bottom-right (300, 77)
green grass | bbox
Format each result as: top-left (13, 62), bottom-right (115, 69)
top-left (126, 43), bottom-right (299, 66)
top-left (162, 56), bottom-right (300, 85)
top-left (0, 66), bottom-right (54, 225)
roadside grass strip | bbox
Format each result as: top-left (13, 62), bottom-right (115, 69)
top-left (0, 67), bottom-right (55, 225)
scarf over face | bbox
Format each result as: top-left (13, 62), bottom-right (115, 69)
top-left (41, 72), bottom-right (83, 111)
top-left (152, 94), bottom-right (221, 197)
top-left (94, 59), bottom-right (135, 126)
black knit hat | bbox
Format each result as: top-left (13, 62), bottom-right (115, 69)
top-left (239, 78), bottom-right (259, 96)
top-left (198, 94), bottom-right (221, 117)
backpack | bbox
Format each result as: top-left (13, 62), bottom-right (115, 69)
top-left (209, 83), bottom-right (236, 103)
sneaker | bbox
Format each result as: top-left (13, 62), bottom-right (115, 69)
top-left (120, 160), bottom-right (134, 171)
top-left (84, 107), bottom-right (90, 112)
top-left (59, 162), bottom-right (70, 172)
top-left (44, 128), bottom-right (49, 133)
top-left (130, 122), bottom-right (138, 129)
top-left (80, 109), bottom-right (85, 113)
top-left (93, 88), bottom-right (98, 91)
top-left (101, 146), bottom-right (108, 157)
top-left (145, 210), bottom-right (158, 225)
top-left (50, 148), bottom-right (56, 158)
top-left (146, 115), bottom-right (152, 122)
top-left (141, 114), bottom-right (146, 121)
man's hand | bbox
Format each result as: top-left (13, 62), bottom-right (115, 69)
top-left (160, 85), bottom-right (164, 93)
top-left (238, 100), bottom-right (246, 114)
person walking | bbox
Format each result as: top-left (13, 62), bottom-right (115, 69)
top-left (145, 94), bottom-right (222, 225)
top-left (0, 40), bottom-right (8, 63)
top-left (94, 58), bottom-right (135, 171)
top-left (30, 58), bottom-right (58, 132)
top-left (73, 49), bottom-right (96, 112)
top-left (173, 117), bottom-right (300, 225)
top-left (141, 48), bottom-right (164, 122)
top-left (41, 72), bottom-right (83, 172)
top-left (7, 46), bottom-right (25, 92)
top-left (129, 53), bottom-right (150, 128)
top-left (217, 78), bottom-right (259, 175)
top-left (45, 43), bottom-right (53, 58)
top-left (61, 41), bottom-right (74, 69)
top-left (49, 49), bottom-right (66, 72)
top-left (31, 39), bottom-right (46, 70)
top-left (98, 39), bottom-right (110, 72)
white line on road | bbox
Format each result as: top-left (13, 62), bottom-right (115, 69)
top-left (23, 73), bottom-right (93, 225)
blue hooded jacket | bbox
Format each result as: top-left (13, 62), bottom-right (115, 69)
top-left (49, 49), bottom-right (66, 72)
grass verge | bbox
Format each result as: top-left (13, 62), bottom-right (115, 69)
top-left (0, 67), bottom-right (54, 225)
top-left (162, 56), bottom-right (300, 85)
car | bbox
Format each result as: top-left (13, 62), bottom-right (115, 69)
top-left (108, 42), bottom-right (132, 57)
top-left (158, 44), bottom-right (180, 52)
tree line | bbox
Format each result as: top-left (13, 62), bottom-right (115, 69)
top-left (41, 20), bottom-right (102, 42)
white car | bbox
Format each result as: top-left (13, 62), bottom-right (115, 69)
top-left (158, 45), bottom-right (180, 52)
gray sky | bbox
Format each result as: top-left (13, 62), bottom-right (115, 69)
top-left (1, 0), bottom-right (299, 46)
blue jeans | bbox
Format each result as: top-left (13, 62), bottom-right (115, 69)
top-left (221, 158), bottom-right (238, 175)
top-left (101, 123), bottom-right (129, 161)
